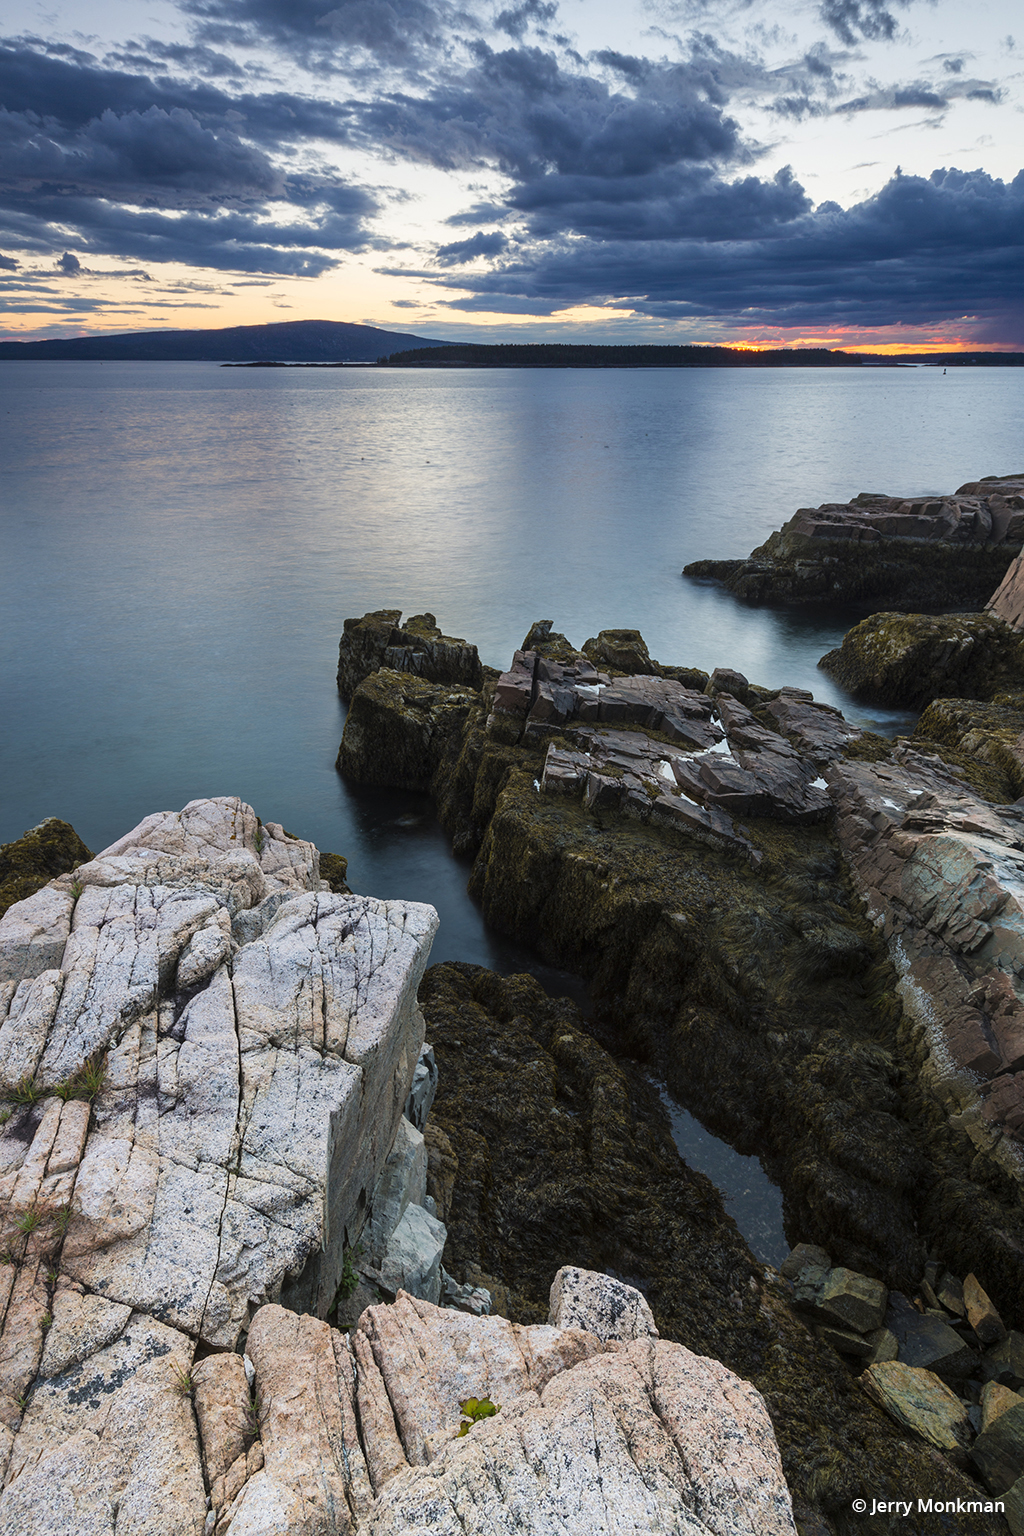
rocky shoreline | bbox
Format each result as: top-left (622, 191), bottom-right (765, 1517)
top-left (5, 553), bottom-right (1024, 1531)
top-left (333, 602), bottom-right (1024, 1533)
top-left (683, 475), bottom-right (1024, 609)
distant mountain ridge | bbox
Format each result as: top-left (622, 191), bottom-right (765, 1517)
top-left (0, 319), bottom-right (449, 362)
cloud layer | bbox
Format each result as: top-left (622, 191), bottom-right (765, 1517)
top-left (0, 0), bottom-right (1021, 341)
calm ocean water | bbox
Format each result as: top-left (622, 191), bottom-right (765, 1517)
top-left (3, 360), bottom-right (1021, 1258)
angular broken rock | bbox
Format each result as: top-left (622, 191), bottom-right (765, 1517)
top-left (0, 798), bottom-right (439, 1363)
top-left (548, 1266), bottom-right (659, 1343)
top-left (964, 1273), bottom-right (1008, 1346)
top-left (884, 1293), bottom-right (978, 1382)
top-left (971, 1399), bottom-right (1024, 1496)
top-left (861, 1361), bottom-right (971, 1454)
top-left (816, 1268), bottom-right (888, 1335)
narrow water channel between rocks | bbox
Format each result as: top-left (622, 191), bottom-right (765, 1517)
top-left (342, 777), bottom-right (792, 1272)
top-left (653, 1085), bottom-right (789, 1268)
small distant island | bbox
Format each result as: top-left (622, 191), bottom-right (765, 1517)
top-left (376, 343), bottom-right (1024, 369)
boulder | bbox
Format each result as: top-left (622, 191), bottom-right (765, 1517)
top-left (337, 610), bottom-right (483, 701)
top-left (971, 1399), bottom-right (1024, 1494)
top-left (965, 1273), bottom-right (1007, 1346)
top-left (981, 1381), bottom-right (1023, 1432)
top-left (816, 1268), bottom-right (888, 1335)
top-left (548, 1267), bottom-right (659, 1343)
top-left (779, 1243), bottom-right (832, 1280)
top-left (883, 1294), bottom-right (978, 1383)
top-left (684, 476), bottom-right (1024, 610)
top-left (984, 1333), bottom-right (1024, 1389)
top-left (861, 1361), bottom-right (971, 1453)
top-left (818, 611), bottom-right (1024, 709)
top-left (582, 628), bottom-right (659, 676)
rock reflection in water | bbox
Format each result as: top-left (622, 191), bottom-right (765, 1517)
top-left (655, 1084), bottom-right (788, 1268)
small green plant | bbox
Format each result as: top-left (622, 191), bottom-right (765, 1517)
top-left (244, 1390), bottom-right (262, 1446)
top-left (456, 1397), bottom-right (499, 1438)
top-left (0, 1108), bottom-right (11, 1127)
top-left (70, 876), bottom-right (84, 899)
top-left (338, 1244), bottom-right (362, 1302)
top-left (253, 826), bottom-right (265, 855)
top-left (56, 1054), bottom-right (107, 1103)
top-left (54, 1205), bottom-right (72, 1237)
top-left (0, 1245), bottom-right (18, 1266)
top-left (169, 1362), bottom-right (194, 1397)
top-left (15, 1391), bottom-right (28, 1413)
top-left (40, 1311), bottom-right (52, 1332)
top-left (15, 1208), bottom-right (42, 1236)
top-left (10, 1076), bottom-right (43, 1106)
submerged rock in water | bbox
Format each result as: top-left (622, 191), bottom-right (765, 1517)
top-left (684, 473), bottom-right (1024, 610)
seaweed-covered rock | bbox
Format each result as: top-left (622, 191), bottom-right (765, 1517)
top-left (419, 962), bottom-right (1003, 1535)
top-left (818, 611), bottom-right (1024, 709)
top-left (0, 818), bottom-right (92, 920)
top-left (684, 475), bottom-right (1024, 610)
top-left (337, 609), bottom-right (484, 701)
top-left (913, 694), bottom-right (1024, 801)
top-left (337, 669), bottom-right (480, 791)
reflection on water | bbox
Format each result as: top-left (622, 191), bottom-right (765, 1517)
top-left (655, 1084), bottom-right (789, 1268)
top-left (4, 362), bottom-right (1019, 857)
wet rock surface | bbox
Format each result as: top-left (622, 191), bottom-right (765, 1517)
top-left (684, 474), bottom-right (1024, 610)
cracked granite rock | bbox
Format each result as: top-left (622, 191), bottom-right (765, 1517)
top-left (0, 797), bottom-right (440, 1531)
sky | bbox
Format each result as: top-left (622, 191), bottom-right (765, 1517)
top-left (0, 0), bottom-right (1021, 347)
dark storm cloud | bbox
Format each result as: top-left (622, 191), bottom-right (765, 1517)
top-left (508, 164), bottom-right (810, 240)
top-left (357, 42), bottom-right (742, 178)
top-left (180, 0), bottom-right (475, 70)
top-left (0, 42), bottom-right (356, 144)
top-left (819, 0), bottom-right (906, 46)
top-left (435, 228), bottom-right (508, 262)
top-left (414, 166), bottom-right (1024, 331)
top-left (0, 40), bottom-right (377, 273)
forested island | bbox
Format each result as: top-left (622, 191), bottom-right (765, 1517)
top-left (378, 342), bottom-right (1024, 368)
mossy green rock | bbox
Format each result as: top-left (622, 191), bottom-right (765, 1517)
top-left (336, 608), bottom-right (483, 701)
top-left (318, 851), bottom-right (350, 893)
top-left (914, 694), bottom-right (1024, 800)
top-left (0, 818), bottom-right (92, 919)
top-left (337, 669), bottom-right (480, 792)
top-left (818, 612), bottom-right (1024, 710)
top-left (422, 961), bottom-right (1004, 1536)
